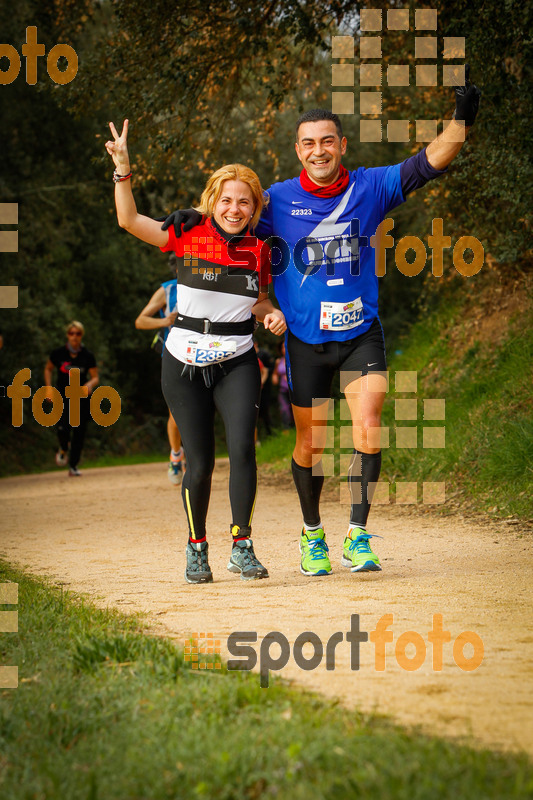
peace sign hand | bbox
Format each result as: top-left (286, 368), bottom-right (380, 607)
top-left (105, 119), bottom-right (131, 172)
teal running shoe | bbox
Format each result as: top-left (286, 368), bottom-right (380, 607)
top-left (299, 528), bottom-right (332, 576)
top-left (185, 540), bottom-right (213, 584)
top-left (342, 528), bottom-right (382, 572)
top-left (227, 538), bottom-right (269, 581)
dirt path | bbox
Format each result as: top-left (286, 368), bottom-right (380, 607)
top-left (1, 461), bottom-right (532, 755)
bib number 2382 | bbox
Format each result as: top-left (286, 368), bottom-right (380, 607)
top-left (320, 298), bottom-right (363, 331)
top-left (195, 348), bottom-right (233, 364)
top-left (185, 336), bottom-right (237, 366)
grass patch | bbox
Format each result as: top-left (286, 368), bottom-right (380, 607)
top-left (383, 297), bottom-right (533, 519)
top-left (256, 428), bottom-right (296, 468)
top-left (81, 452), bottom-right (171, 469)
top-left (0, 561), bottom-right (532, 799)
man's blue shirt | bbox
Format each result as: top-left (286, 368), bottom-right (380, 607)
top-left (255, 164), bottom-right (405, 344)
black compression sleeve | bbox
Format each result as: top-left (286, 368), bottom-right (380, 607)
top-left (348, 450), bottom-right (382, 527)
top-left (400, 148), bottom-right (447, 196)
top-left (291, 458), bottom-right (324, 528)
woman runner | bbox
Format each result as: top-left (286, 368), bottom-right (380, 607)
top-left (105, 119), bottom-right (286, 583)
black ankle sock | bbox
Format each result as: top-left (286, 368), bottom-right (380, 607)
top-left (291, 457), bottom-right (324, 528)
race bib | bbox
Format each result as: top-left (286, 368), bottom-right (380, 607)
top-left (320, 298), bottom-right (364, 331)
top-left (184, 336), bottom-right (237, 366)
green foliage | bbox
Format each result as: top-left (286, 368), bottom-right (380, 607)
top-left (357, 0), bottom-right (533, 269)
top-left (382, 276), bottom-right (533, 519)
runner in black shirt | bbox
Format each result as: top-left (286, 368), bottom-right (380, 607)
top-left (44, 320), bottom-right (99, 476)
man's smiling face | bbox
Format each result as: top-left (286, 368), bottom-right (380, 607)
top-left (295, 120), bottom-right (347, 186)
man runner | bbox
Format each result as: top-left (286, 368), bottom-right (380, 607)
top-left (165, 70), bottom-right (481, 577)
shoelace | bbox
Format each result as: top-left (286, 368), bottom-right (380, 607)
top-left (308, 537), bottom-right (329, 561)
top-left (347, 533), bottom-right (379, 556)
top-left (236, 542), bottom-right (262, 568)
top-left (189, 546), bottom-right (209, 572)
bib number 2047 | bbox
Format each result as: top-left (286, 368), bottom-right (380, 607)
top-left (320, 298), bottom-right (364, 331)
top-left (332, 309), bottom-right (362, 328)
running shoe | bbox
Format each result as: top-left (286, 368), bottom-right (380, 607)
top-left (341, 528), bottom-right (382, 572)
top-left (55, 449), bottom-right (67, 467)
top-left (185, 540), bottom-right (213, 584)
top-left (168, 460), bottom-right (183, 485)
top-left (68, 466), bottom-right (82, 477)
top-left (299, 528), bottom-right (332, 576)
top-left (227, 538), bottom-right (269, 580)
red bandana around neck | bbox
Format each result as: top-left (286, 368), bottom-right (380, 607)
top-left (299, 164), bottom-right (350, 198)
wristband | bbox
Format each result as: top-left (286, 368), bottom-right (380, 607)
top-left (113, 169), bottom-right (132, 183)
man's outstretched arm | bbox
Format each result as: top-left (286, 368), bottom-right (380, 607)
top-left (425, 120), bottom-right (470, 170)
top-left (426, 64), bottom-right (481, 170)
top-left (400, 65), bottom-right (481, 194)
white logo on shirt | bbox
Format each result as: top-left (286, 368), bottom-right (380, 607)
top-left (300, 183), bottom-right (356, 287)
top-left (245, 274), bottom-right (259, 293)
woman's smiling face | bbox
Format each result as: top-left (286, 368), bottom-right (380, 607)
top-left (213, 180), bottom-right (255, 234)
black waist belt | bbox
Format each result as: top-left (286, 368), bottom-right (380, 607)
top-left (173, 314), bottom-right (255, 336)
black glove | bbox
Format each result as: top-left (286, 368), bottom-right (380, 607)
top-left (155, 208), bottom-right (203, 238)
top-left (453, 64), bottom-right (481, 127)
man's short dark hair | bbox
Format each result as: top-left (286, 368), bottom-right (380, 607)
top-left (295, 109), bottom-right (343, 140)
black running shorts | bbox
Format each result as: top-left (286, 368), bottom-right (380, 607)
top-left (286, 317), bottom-right (387, 408)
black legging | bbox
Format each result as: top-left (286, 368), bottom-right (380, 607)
top-left (161, 347), bottom-right (261, 541)
top-left (57, 396), bottom-right (91, 469)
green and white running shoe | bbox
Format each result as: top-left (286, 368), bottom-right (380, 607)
top-left (299, 528), bottom-right (332, 576)
top-left (342, 528), bottom-right (382, 572)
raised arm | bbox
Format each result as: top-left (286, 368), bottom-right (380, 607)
top-left (425, 120), bottom-right (467, 170)
top-left (426, 65), bottom-right (481, 170)
top-left (105, 120), bottom-right (168, 248)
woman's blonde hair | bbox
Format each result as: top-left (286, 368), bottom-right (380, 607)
top-left (196, 164), bottom-right (268, 232)
top-left (65, 320), bottom-right (85, 335)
